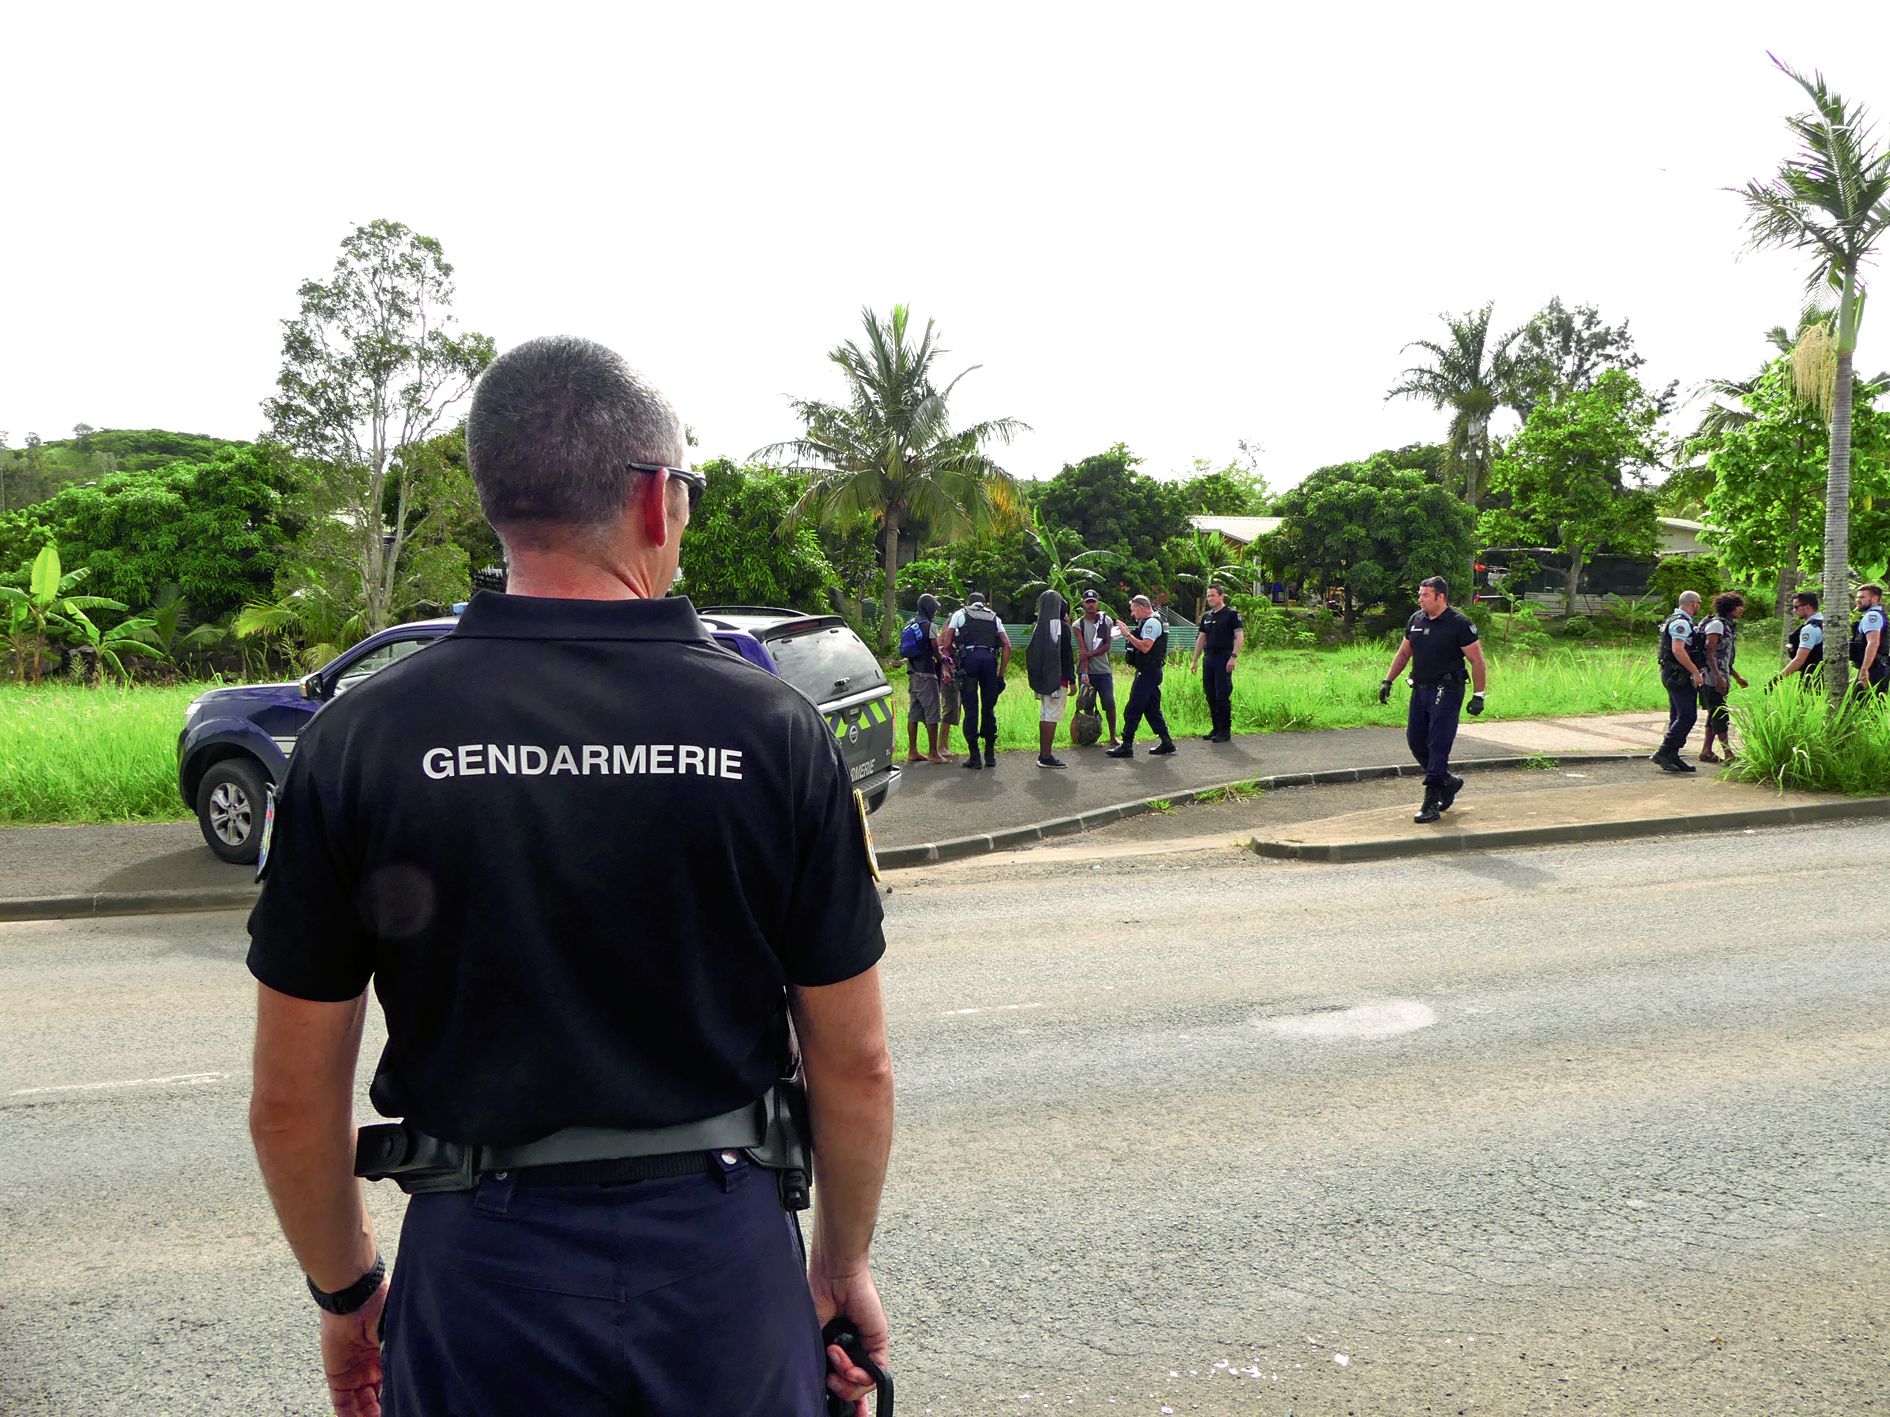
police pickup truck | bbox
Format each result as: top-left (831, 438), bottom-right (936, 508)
top-left (178, 605), bottom-right (897, 865)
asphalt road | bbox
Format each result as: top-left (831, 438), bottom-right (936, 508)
top-left (1, 823), bottom-right (1885, 1415)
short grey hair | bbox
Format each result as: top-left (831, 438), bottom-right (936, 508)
top-left (1679, 590), bottom-right (1702, 607)
top-left (466, 335), bottom-right (684, 527)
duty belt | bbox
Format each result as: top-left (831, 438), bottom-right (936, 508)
top-left (354, 1077), bottom-right (813, 1209)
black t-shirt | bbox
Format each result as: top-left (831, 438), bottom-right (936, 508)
top-left (246, 592), bottom-right (886, 1146)
top-left (1198, 605), bottom-right (1243, 658)
top-left (1405, 607), bottom-right (1480, 686)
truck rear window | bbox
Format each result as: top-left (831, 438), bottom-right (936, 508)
top-left (766, 625), bottom-right (886, 706)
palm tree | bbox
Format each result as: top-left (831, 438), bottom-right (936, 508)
top-left (1387, 304), bottom-right (1521, 510)
top-left (1737, 55), bottom-right (1890, 703)
top-left (1167, 528), bottom-right (1250, 621)
top-left (757, 306), bottom-right (1028, 652)
top-left (1016, 505), bottom-right (1111, 607)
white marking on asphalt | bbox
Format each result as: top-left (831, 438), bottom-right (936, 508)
top-left (941, 1003), bottom-right (1045, 1017)
top-left (10, 1071), bottom-right (226, 1098)
top-left (1258, 1001), bottom-right (1436, 1040)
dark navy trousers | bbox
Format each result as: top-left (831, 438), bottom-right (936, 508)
top-left (1202, 659), bottom-right (1234, 737)
top-left (1123, 669), bottom-right (1170, 745)
top-left (1406, 682), bottom-right (1463, 787)
top-left (380, 1157), bottom-right (826, 1416)
top-left (958, 647), bottom-right (1002, 745)
top-left (1658, 679), bottom-right (1697, 756)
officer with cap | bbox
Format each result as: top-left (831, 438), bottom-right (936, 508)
top-left (1378, 575), bottom-right (1488, 823)
top-left (1852, 582), bottom-right (1888, 696)
top-left (939, 590), bottom-right (1011, 769)
top-left (246, 336), bottom-right (894, 1417)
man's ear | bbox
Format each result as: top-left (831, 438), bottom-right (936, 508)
top-left (639, 469), bottom-right (670, 548)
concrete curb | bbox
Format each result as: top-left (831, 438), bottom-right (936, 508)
top-left (1248, 793), bottom-right (1890, 864)
top-left (875, 751), bottom-right (1647, 870)
top-left (0, 887), bottom-right (260, 924)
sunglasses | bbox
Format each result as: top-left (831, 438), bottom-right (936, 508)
top-left (628, 463), bottom-right (706, 515)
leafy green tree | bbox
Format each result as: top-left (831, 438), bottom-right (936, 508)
top-left (1166, 528), bottom-right (1249, 620)
top-left (1016, 505), bottom-right (1111, 606)
top-left (1507, 298), bottom-right (1661, 422)
top-left (1479, 372), bottom-right (1663, 614)
top-left (1037, 443), bottom-right (1190, 585)
top-left (1738, 55), bottom-right (1890, 701)
top-left (1270, 459), bottom-right (1478, 627)
top-left (1177, 442), bottom-right (1270, 515)
top-left (758, 305), bottom-right (1027, 651)
top-left (1704, 359), bottom-right (1890, 625)
top-left (263, 219), bottom-right (496, 633)
top-left (678, 459), bottom-right (838, 609)
top-left (1387, 304), bottom-right (1520, 511)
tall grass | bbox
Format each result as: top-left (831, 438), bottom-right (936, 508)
top-left (0, 682), bottom-right (207, 824)
top-left (1729, 685), bottom-right (1890, 796)
top-left (927, 645), bottom-right (1669, 750)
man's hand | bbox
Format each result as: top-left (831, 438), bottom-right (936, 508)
top-left (809, 1261), bottom-right (888, 1416)
top-left (320, 1280), bottom-right (388, 1416)
top-left (1691, 669), bottom-right (1704, 688)
top-left (1378, 679), bottom-right (1392, 705)
top-left (1467, 692), bottom-right (1486, 717)
top-left (1734, 672), bottom-right (1749, 689)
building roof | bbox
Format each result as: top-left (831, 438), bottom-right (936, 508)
top-left (1188, 515), bottom-right (1283, 544)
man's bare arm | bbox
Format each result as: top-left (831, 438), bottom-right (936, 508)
top-left (250, 985), bottom-right (377, 1291)
top-left (1464, 640), bottom-right (1488, 694)
top-left (1383, 641), bottom-right (1412, 683)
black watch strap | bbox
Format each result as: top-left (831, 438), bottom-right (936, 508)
top-left (307, 1254), bottom-right (386, 1315)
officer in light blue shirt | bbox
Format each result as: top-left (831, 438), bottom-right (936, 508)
top-left (1852, 583), bottom-right (1888, 696)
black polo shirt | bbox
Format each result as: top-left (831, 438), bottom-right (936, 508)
top-left (246, 592), bottom-right (886, 1146)
top-left (1405, 606), bottom-right (1479, 687)
top-left (1198, 605), bottom-right (1242, 658)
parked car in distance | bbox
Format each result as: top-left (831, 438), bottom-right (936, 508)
top-left (177, 610), bottom-right (778, 865)
top-left (697, 607), bottom-right (902, 816)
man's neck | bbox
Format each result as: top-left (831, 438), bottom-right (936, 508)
top-left (503, 549), bottom-right (664, 601)
top-left (1426, 603), bottom-right (1448, 619)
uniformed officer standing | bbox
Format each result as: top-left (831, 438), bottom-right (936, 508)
top-left (1378, 576), bottom-right (1489, 823)
top-left (939, 590), bottom-right (1011, 769)
top-left (1651, 590), bottom-right (1706, 774)
top-left (1852, 582), bottom-right (1888, 697)
top-left (1105, 594), bottom-right (1178, 758)
top-left (246, 336), bottom-right (894, 1417)
top-left (1190, 584), bottom-right (1244, 744)
top-left (1775, 591), bottom-right (1824, 686)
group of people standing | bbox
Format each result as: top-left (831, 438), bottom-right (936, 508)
top-left (900, 584), bottom-right (1248, 770)
top-left (1652, 582), bottom-right (1889, 771)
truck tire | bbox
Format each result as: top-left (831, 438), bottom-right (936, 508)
top-left (196, 758), bottom-right (269, 865)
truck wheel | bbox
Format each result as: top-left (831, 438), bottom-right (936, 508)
top-left (196, 758), bottom-right (269, 865)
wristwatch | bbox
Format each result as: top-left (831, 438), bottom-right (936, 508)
top-left (307, 1254), bottom-right (386, 1314)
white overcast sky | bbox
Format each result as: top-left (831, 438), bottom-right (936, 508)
top-left (4, 2), bottom-right (1888, 490)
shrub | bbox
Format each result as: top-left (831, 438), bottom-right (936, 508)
top-left (1300, 606), bottom-right (1344, 645)
top-left (1649, 554), bottom-right (1724, 607)
top-left (1231, 594), bottom-right (1313, 650)
top-left (1559, 615), bottom-right (1594, 640)
top-left (1729, 683), bottom-right (1890, 796)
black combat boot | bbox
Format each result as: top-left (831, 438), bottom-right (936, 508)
top-left (982, 736), bottom-right (999, 770)
top-left (962, 743), bottom-right (984, 769)
top-left (1413, 785), bottom-right (1443, 824)
top-left (1439, 773), bottom-right (1465, 811)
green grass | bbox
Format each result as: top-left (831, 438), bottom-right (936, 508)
top-left (920, 644), bottom-right (1668, 752)
top-left (0, 682), bottom-right (208, 825)
top-left (2, 644), bottom-right (1673, 827)
top-left (1729, 685), bottom-right (1890, 796)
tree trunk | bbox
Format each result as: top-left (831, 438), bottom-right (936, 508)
top-left (880, 509), bottom-right (901, 655)
top-left (1776, 561), bottom-right (1799, 658)
top-left (1822, 287), bottom-right (1858, 706)
top-left (1564, 551), bottom-right (1581, 619)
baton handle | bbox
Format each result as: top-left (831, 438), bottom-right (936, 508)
top-left (822, 1317), bottom-right (893, 1416)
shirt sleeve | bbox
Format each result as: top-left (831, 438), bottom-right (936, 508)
top-left (779, 732), bottom-right (886, 988)
top-left (245, 719), bottom-right (377, 1003)
top-left (1801, 624), bottom-right (1824, 650)
top-left (1866, 609), bottom-right (1887, 634)
top-left (948, 609), bottom-right (965, 631)
top-left (1229, 609), bottom-right (1243, 631)
top-left (1459, 615), bottom-right (1479, 645)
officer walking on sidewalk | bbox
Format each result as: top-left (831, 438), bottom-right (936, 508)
top-left (1852, 582), bottom-right (1888, 697)
top-left (245, 336), bottom-right (894, 1417)
top-left (1378, 575), bottom-right (1488, 824)
top-left (1106, 594), bottom-right (1177, 758)
top-left (1652, 590), bottom-right (1706, 773)
top-left (940, 591), bottom-right (1011, 769)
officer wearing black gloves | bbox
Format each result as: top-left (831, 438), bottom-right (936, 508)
top-left (245, 337), bottom-right (893, 1417)
top-left (1379, 576), bottom-right (1489, 824)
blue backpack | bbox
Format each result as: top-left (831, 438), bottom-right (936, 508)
top-left (899, 618), bottom-right (927, 660)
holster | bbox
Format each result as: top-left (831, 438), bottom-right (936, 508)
top-left (354, 1076), bottom-right (815, 1210)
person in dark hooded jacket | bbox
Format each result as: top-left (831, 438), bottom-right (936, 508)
top-left (1026, 589), bottom-right (1076, 768)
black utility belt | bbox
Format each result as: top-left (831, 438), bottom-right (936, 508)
top-left (1412, 678), bottom-right (1466, 690)
top-left (355, 1078), bottom-right (813, 1208)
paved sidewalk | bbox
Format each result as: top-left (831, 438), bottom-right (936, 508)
top-left (0, 713), bottom-right (1672, 919)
